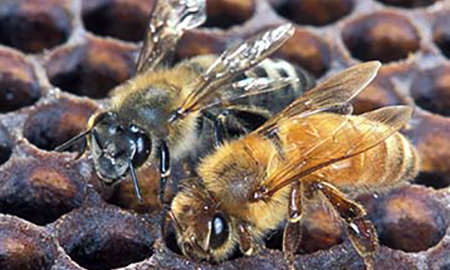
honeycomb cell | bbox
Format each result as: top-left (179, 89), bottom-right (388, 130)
top-left (0, 156), bottom-right (87, 225)
top-left (376, 0), bottom-right (441, 8)
top-left (203, 0), bottom-right (254, 29)
top-left (174, 31), bottom-right (226, 62)
top-left (365, 186), bottom-right (447, 252)
top-left (342, 12), bottom-right (420, 63)
top-left (55, 206), bottom-right (154, 270)
top-left (298, 206), bottom-right (344, 254)
top-left (414, 172), bottom-right (450, 189)
top-left (275, 28), bottom-right (330, 77)
top-left (403, 112), bottom-right (450, 190)
top-left (411, 65), bottom-right (450, 116)
top-left (433, 13), bottom-right (450, 59)
top-left (0, 49), bottom-right (40, 113)
top-left (23, 98), bottom-right (97, 152)
top-left (274, 0), bottom-right (354, 26)
top-left (0, 216), bottom-right (58, 270)
top-left (263, 206), bottom-right (343, 255)
top-left (82, 0), bottom-right (154, 42)
top-left (0, 0), bottom-right (72, 53)
top-left (352, 65), bottom-right (404, 114)
top-left (45, 38), bottom-right (135, 99)
top-left (0, 125), bottom-right (12, 166)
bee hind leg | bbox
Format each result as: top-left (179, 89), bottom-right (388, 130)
top-left (311, 180), bottom-right (379, 270)
top-left (282, 182), bottom-right (305, 268)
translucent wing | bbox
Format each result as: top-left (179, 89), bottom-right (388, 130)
top-left (135, 0), bottom-right (206, 73)
top-left (256, 61), bottom-right (381, 134)
top-left (200, 76), bottom-right (301, 110)
top-left (170, 24), bottom-right (295, 121)
top-left (257, 106), bottom-right (413, 198)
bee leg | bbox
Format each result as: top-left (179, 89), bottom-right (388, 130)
top-left (215, 107), bottom-right (271, 146)
top-left (311, 181), bottom-right (379, 270)
top-left (212, 113), bottom-right (228, 146)
top-left (283, 182), bottom-right (303, 267)
top-left (158, 140), bottom-right (171, 205)
top-left (237, 222), bottom-right (263, 256)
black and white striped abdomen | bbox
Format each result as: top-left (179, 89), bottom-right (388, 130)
top-left (183, 55), bottom-right (315, 115)
top-left (241, 58), bottom-right (316, 113)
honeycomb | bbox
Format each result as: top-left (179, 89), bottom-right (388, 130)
top-left (0, 0), bottom-right (450, 269)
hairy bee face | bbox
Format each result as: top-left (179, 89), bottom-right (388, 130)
top-left (171, 184), bottom-right (233, 261)
top-left (89, 112), bottom-right (152, 183)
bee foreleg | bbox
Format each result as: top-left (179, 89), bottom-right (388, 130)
top-left (237, 222), bottom-right (263, 256)
top-left (158, 140), bottom-right (171, 205)
top-left (311, 180), bottom-right (379, 270)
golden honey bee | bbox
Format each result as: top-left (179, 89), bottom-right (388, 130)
top-left (169, 61), bottom-right (419, 269)
top-left (56, 0), bottom-right (315, 204)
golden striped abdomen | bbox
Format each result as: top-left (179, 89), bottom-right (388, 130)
top-left (309, 118), bottom-right (419, 192)
top-left (271, 112), bottom-right (419, 193)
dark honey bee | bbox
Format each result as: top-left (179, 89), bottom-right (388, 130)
top-left (169, 61), bottom-right (419, 269)
top-left (55, 0), bottom-right (314, 204)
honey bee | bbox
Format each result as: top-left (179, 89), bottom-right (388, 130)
top-left (55, 0), bottom-right (315, 204)
top-left (169, 61), bottom-right (419, 269)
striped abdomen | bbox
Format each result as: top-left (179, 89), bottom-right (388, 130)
top-left (241, 58), bottom-right (315, 113)
top-left (184, 55), bottom-right (315, 115)
top-left (308, 117), bottom-right (419, 193)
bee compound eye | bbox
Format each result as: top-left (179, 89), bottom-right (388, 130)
top-left (130, 129), bottom-right (152, 168)
top-left (209, 213), bottom-right (229, 249)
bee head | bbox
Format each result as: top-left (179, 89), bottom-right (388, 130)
top-left (88, 112), bottom-right (152, 183)
top-left (170, 179), bottom-right (236, 262)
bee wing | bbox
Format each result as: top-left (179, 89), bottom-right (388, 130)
top-left (135, 0), bottom-right (206, 73)
top-left (171, 24), bottom-right (295, 119)
top-left (256, 61), bottom-right (381, 134)
top-left (200, 76), bottom-right (301, 110)
top-left (260, 106), bottom-right (413, 198)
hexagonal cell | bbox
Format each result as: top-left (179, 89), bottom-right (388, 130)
top-left (403, 112), bottom-right (450, 190)
top-left (411, 64), bottom-right (450, 116)
top-left (265, 204), bottom-right (344, 255)
top-left (203, 0), bottom-right (255, 29)
top-left (0, 216), bottom-right (58, 270)
top-left (82, 0), bottom-right (154, 42)
top-left (274, 0), bottom-right (354, 26)
top-left (275, 28), bottom-right (331, 77)
top-left (174, 30), bottom-right (226, 62)
top-left (23, 98), bottom-right (97, 152)
top-left (342, 12), bottom-right (420, 63)
top-left (45, 38), bottom-right (135, 99)
top-left (0, 0), bottom-right (72, 53)
top-left (298, 206), bottom-right (344, 254)
top-left (0, 48), bottom-right (40, 113)
top-left (0, 125), bottom-right (12, 166)
top-left (414, 171), bottom-right (450, 189)
top-left (0, 156), bottom-right (88, 225)
top-left (433, 13), bottom-right (450, 59)
top-left (54, 206), bottom-right (154, 270)
top-left (352, 65), bottom-right (404, 114)
top-left (364, 186), bottom-right (447, 252)
top-left (376, 0), bottom-right (441, 8)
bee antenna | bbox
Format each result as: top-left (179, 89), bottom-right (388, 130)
top-left (54, 129), bottom-right (91, 153)
top-left (128, 159), bottom-right (144, 204)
